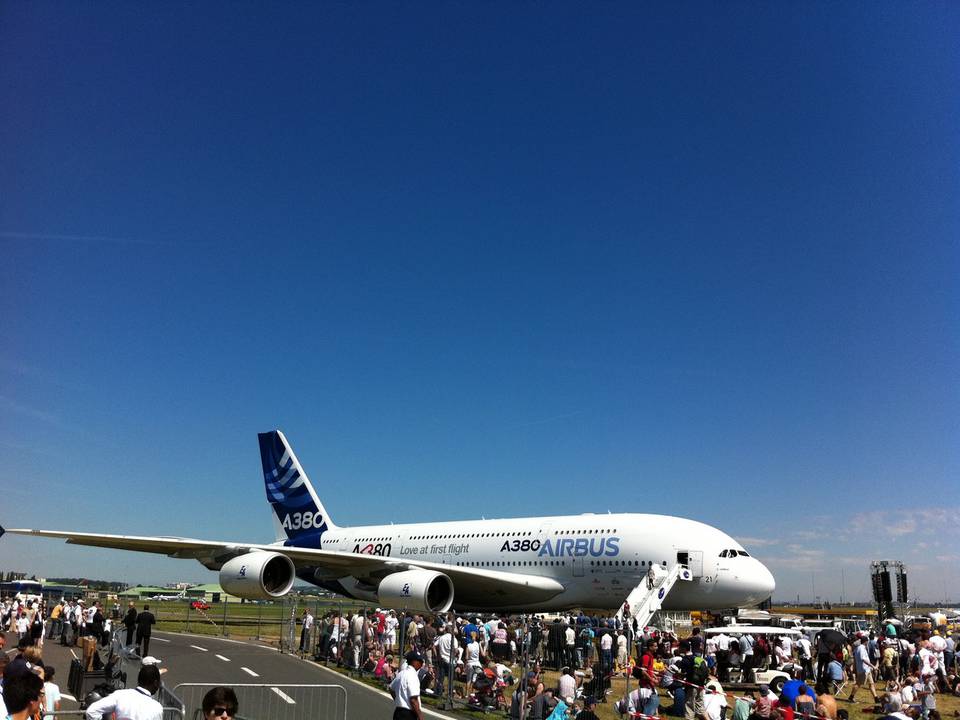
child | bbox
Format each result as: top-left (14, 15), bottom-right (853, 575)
top-left (916, 671), bottom-right (936, 720)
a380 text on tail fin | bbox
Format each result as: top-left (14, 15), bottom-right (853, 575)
top-left (258, 430), bottom-right (335, 547)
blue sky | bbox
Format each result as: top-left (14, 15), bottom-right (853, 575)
top-left (1, 2), bottom-right (957, 604)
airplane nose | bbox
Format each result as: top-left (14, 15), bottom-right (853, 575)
top-left (751, 559), bottom-right (776, 600)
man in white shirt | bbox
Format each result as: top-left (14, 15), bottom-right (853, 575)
top-left (85, 665), bottom-right (163, 720)
top-left (740, 634), bottom-right (755, 682)
top-left (846, 638), bottom-right (878, 703)
top-left (299, 609), bottom-right (314, 655)
top-left (703, 684), bottom-right (728, 720)
top-left (433, 626), bottom-right (458, 696)
top-left (714, 631), bottom-right (731, 682)
top-left (389, 651), bottom-right (425, 720)
top-left (558, 666), bottom-right (577, 705)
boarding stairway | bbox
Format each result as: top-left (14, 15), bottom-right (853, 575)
top-left (616, 563), bottom-right (693, 631)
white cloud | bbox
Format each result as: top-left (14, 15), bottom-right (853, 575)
top-left (735, 536), bottom-right (780, 548)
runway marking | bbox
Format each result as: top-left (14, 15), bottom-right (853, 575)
top-left (271, 688), bottom-right (296, 704)
top-left (155, 630), bottom-right (250, 646)
top-left (241, 667), bottom-right (259, 677)
top-left (61, 693), bottom-right (77, 702)
top-left (190, 645), bottom-right (208, 652)
top-left (151, 637), bottom-right (171, 643)
top-left (215, 654), bottom-right (231, 662)
top-left (147, 630), bottom-right (450, 720)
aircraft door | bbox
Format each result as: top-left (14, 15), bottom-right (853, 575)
top-left (572, 557), bottom-right (584, 577)
top-left (676, 550), bottom-right (704, 577)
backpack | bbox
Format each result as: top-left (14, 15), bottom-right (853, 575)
top-left (691, 655), bottom-right (709, 686)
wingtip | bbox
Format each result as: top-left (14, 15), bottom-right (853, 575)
top-left (0, 525), bottom-right (5, 539)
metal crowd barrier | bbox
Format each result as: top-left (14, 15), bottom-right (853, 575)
top-left (171, 683), bottom-right (348, 720)
top-left (46, 710), bottom-right (183, 719)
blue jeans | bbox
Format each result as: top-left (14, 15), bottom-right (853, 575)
top-left (642, 691), bottom-right (660, 717)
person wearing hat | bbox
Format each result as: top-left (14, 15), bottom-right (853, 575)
top-left (389, 651), bottom-right (425, 720)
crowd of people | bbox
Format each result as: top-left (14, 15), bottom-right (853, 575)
top-left (0, 593), bottom-right (232, 720)
top-left (299, 605), bottom-right (960, 720)
top-left (1, 595), bottom-right (158, 656)
top-left (6, 592), bottom-right (960, 720)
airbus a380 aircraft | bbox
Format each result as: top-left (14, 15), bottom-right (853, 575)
top-left (3, 431), bottom-right (775, 614)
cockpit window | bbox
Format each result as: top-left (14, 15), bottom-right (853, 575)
top-left (737, 550), bottom-right (750, 556)
top-left (720, 550), bottom-right (728, 558)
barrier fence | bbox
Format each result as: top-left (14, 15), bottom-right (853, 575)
top-left (143, 596), bottom-right (371, 647)
top-left (171, 683), bottom-right (347, 720)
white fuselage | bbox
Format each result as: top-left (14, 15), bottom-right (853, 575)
top-left (291, 512), bottom-right (775, 612)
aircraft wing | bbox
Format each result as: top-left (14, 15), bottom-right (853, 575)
top-left (1, 527), bottom-right (564, 606)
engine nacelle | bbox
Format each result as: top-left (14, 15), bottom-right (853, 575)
top-left (219, 552), bottom-right (295, 600)
top-left (377, 570), bottom-right (454, 613)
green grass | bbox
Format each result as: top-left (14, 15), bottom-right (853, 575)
top-left (149, 598), bottom-right (373, 643)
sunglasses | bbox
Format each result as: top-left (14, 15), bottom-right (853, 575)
top-left (209, 708), bottom-right (236, 717)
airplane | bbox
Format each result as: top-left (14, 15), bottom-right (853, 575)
top-left (150, 591), bottom-right (187, 601)
top-left (1, 430), bottom-right (775, 614)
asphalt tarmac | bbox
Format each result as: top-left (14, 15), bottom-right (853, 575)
top-left (27, 630), bottom-right (456, 720)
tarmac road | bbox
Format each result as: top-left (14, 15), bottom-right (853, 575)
top-left (29, 630), bottom-right (455, 720)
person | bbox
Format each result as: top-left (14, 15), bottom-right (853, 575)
top-left (389, 651), bottom-right (425, 720)
top-left (731, 689), bottom-right (755, 720)
top-left (42, 665), bottom-right (62, 720)
top-left (2, 671), bottom-right (45, 720)
top-left (781, 679), bottom-right (817, 710)
top-left (433, 625), bottom-right (458, 697)
top-left (85, 664), bottom-right (163, 720)
top-left (814, 680), bottom-right (838, 720)
top-left (578, 695), bottom-right (601, 720)
top-left (201, 686), bottom-right (239, 719)
top-left (527, 687), bottom-right (555, 720)
top-left (826, 655), bottom-right (845, 695)
top-left (300, 609), bottom-right (314, 655)
top-left (384, 610), bottom-right (399, 654)
top-left (558, 666), bottom-right (577, 706)
top-left (635, 639), bottom-right (657, 688)
top-left (679, 640), bottom-right (708, 720)
top-left (917, 671), bottom-right (936, 720)
top-left (90, 602), bottom-right (105, 643)
top-left (464, 632), bottom-right (483, 691)
top-left (797, 634), bottom-right (813, 681)
top-left (703, 681), bottom-right (727, 720)
top-left (136, 604), bottom-right (156, 657)
top-left (46, 602), bottom-right (62, 641)
top-left (123, 602), bottom-right (138, 646)
top-left (847, 636), bottom-right (879, 703)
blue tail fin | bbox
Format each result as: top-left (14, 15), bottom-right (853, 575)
top-left (258, 430), bottom-right (337, 546)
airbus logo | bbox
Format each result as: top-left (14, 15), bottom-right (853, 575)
top-left (281, 511), bottom-right (324, 530)
top-left (538, 536), bottom-right (620, 557)
top-left (401, 583), bottom-right (411, 597)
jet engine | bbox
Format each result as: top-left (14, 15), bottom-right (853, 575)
top-left (219, 552), bottom-right (295, 600)
top-left (377, 570), bottom-right (454, 613)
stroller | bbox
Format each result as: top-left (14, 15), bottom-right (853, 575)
top-left (467, 668), bottom-right (505, 711)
